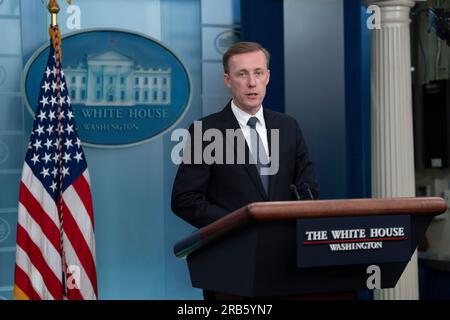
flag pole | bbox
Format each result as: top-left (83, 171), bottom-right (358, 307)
top-left (47, 0), bottom-right (68, 298)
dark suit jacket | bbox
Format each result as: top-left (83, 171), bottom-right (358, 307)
top-left (171, 102), bottom-right (319, 228)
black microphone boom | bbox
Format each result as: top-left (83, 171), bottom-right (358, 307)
top-left (290, 183), bottom-right (314, 200)
top-left (301, 183), bottom-right (314, 200)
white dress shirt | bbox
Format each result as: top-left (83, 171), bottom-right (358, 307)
top-left (230, 100), bottom-right (269, 156)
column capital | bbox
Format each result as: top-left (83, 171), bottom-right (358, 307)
top-left (366, 0), bottom-right (424, 25)
top-left (365, 0), bottom-right (423, 8)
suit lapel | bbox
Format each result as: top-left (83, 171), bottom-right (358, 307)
top-left (220, 102), bottom-right (268, 200)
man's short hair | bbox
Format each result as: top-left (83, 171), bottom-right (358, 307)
top-left (222, 41), bottom-right (270, 74)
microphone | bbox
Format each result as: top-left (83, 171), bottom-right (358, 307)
top-left (290, 183), bottom-right (314, 201)
top-left (290, 184), bottom-right (301, 200)
top-left (299, 183), bottom-right (314, 200)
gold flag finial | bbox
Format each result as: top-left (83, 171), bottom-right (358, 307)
top-left (47, 0), bottom-right (60, 26)
top-left (47, 1), bottom-right (72, 26)
top-left (47, 0), bottom-right (60, 13)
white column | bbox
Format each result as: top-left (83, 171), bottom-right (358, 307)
top-left (368, 0), bottom-right (422, 300)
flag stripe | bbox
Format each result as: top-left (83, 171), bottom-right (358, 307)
top-left (63, 232), bottom-right (97, 300)
top-left (17, 203), bottom-right (62, 283)
top-left (15, 245), bottom-right (54, 300)
top-left (83, 170), bottom-right (91, 186)
top-left (61, 199), bottom-right (98, 295)
top-left (71, 171), bottom-right (95, 229)
top-left (16, 224), bottom-right (63, 299)
top-left (21, 162), bottom-right (59, 226)
top-left (19, 182), bottom-right (61, 252)
top-left (14, 267), bottom-right (39, 300)
top-left (63, 177), bottom-right (95, 249)
top-left (66, 286), bottom-right (85, 300)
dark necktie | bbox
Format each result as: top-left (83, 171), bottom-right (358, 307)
top-left (247, 116), bottom-right (269, 195)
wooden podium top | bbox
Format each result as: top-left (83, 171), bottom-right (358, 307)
top-left (174, 197), bottom-right (447, 258)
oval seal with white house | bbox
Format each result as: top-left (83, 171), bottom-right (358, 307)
top-left (24, 29), bottom-right (191, 148)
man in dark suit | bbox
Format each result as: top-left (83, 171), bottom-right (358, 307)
top-left (171, 41), bottom-right (319, 229)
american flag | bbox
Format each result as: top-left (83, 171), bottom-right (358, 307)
top-left (13, 26), bottom-right (98, 300)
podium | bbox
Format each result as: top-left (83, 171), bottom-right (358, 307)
top-left (174, 197), bottom-right (447, 298)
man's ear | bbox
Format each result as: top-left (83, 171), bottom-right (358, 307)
top-left (266, 69), bottom-right (270, 85)
top-left (224, 73), bottom-right (232, 88)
